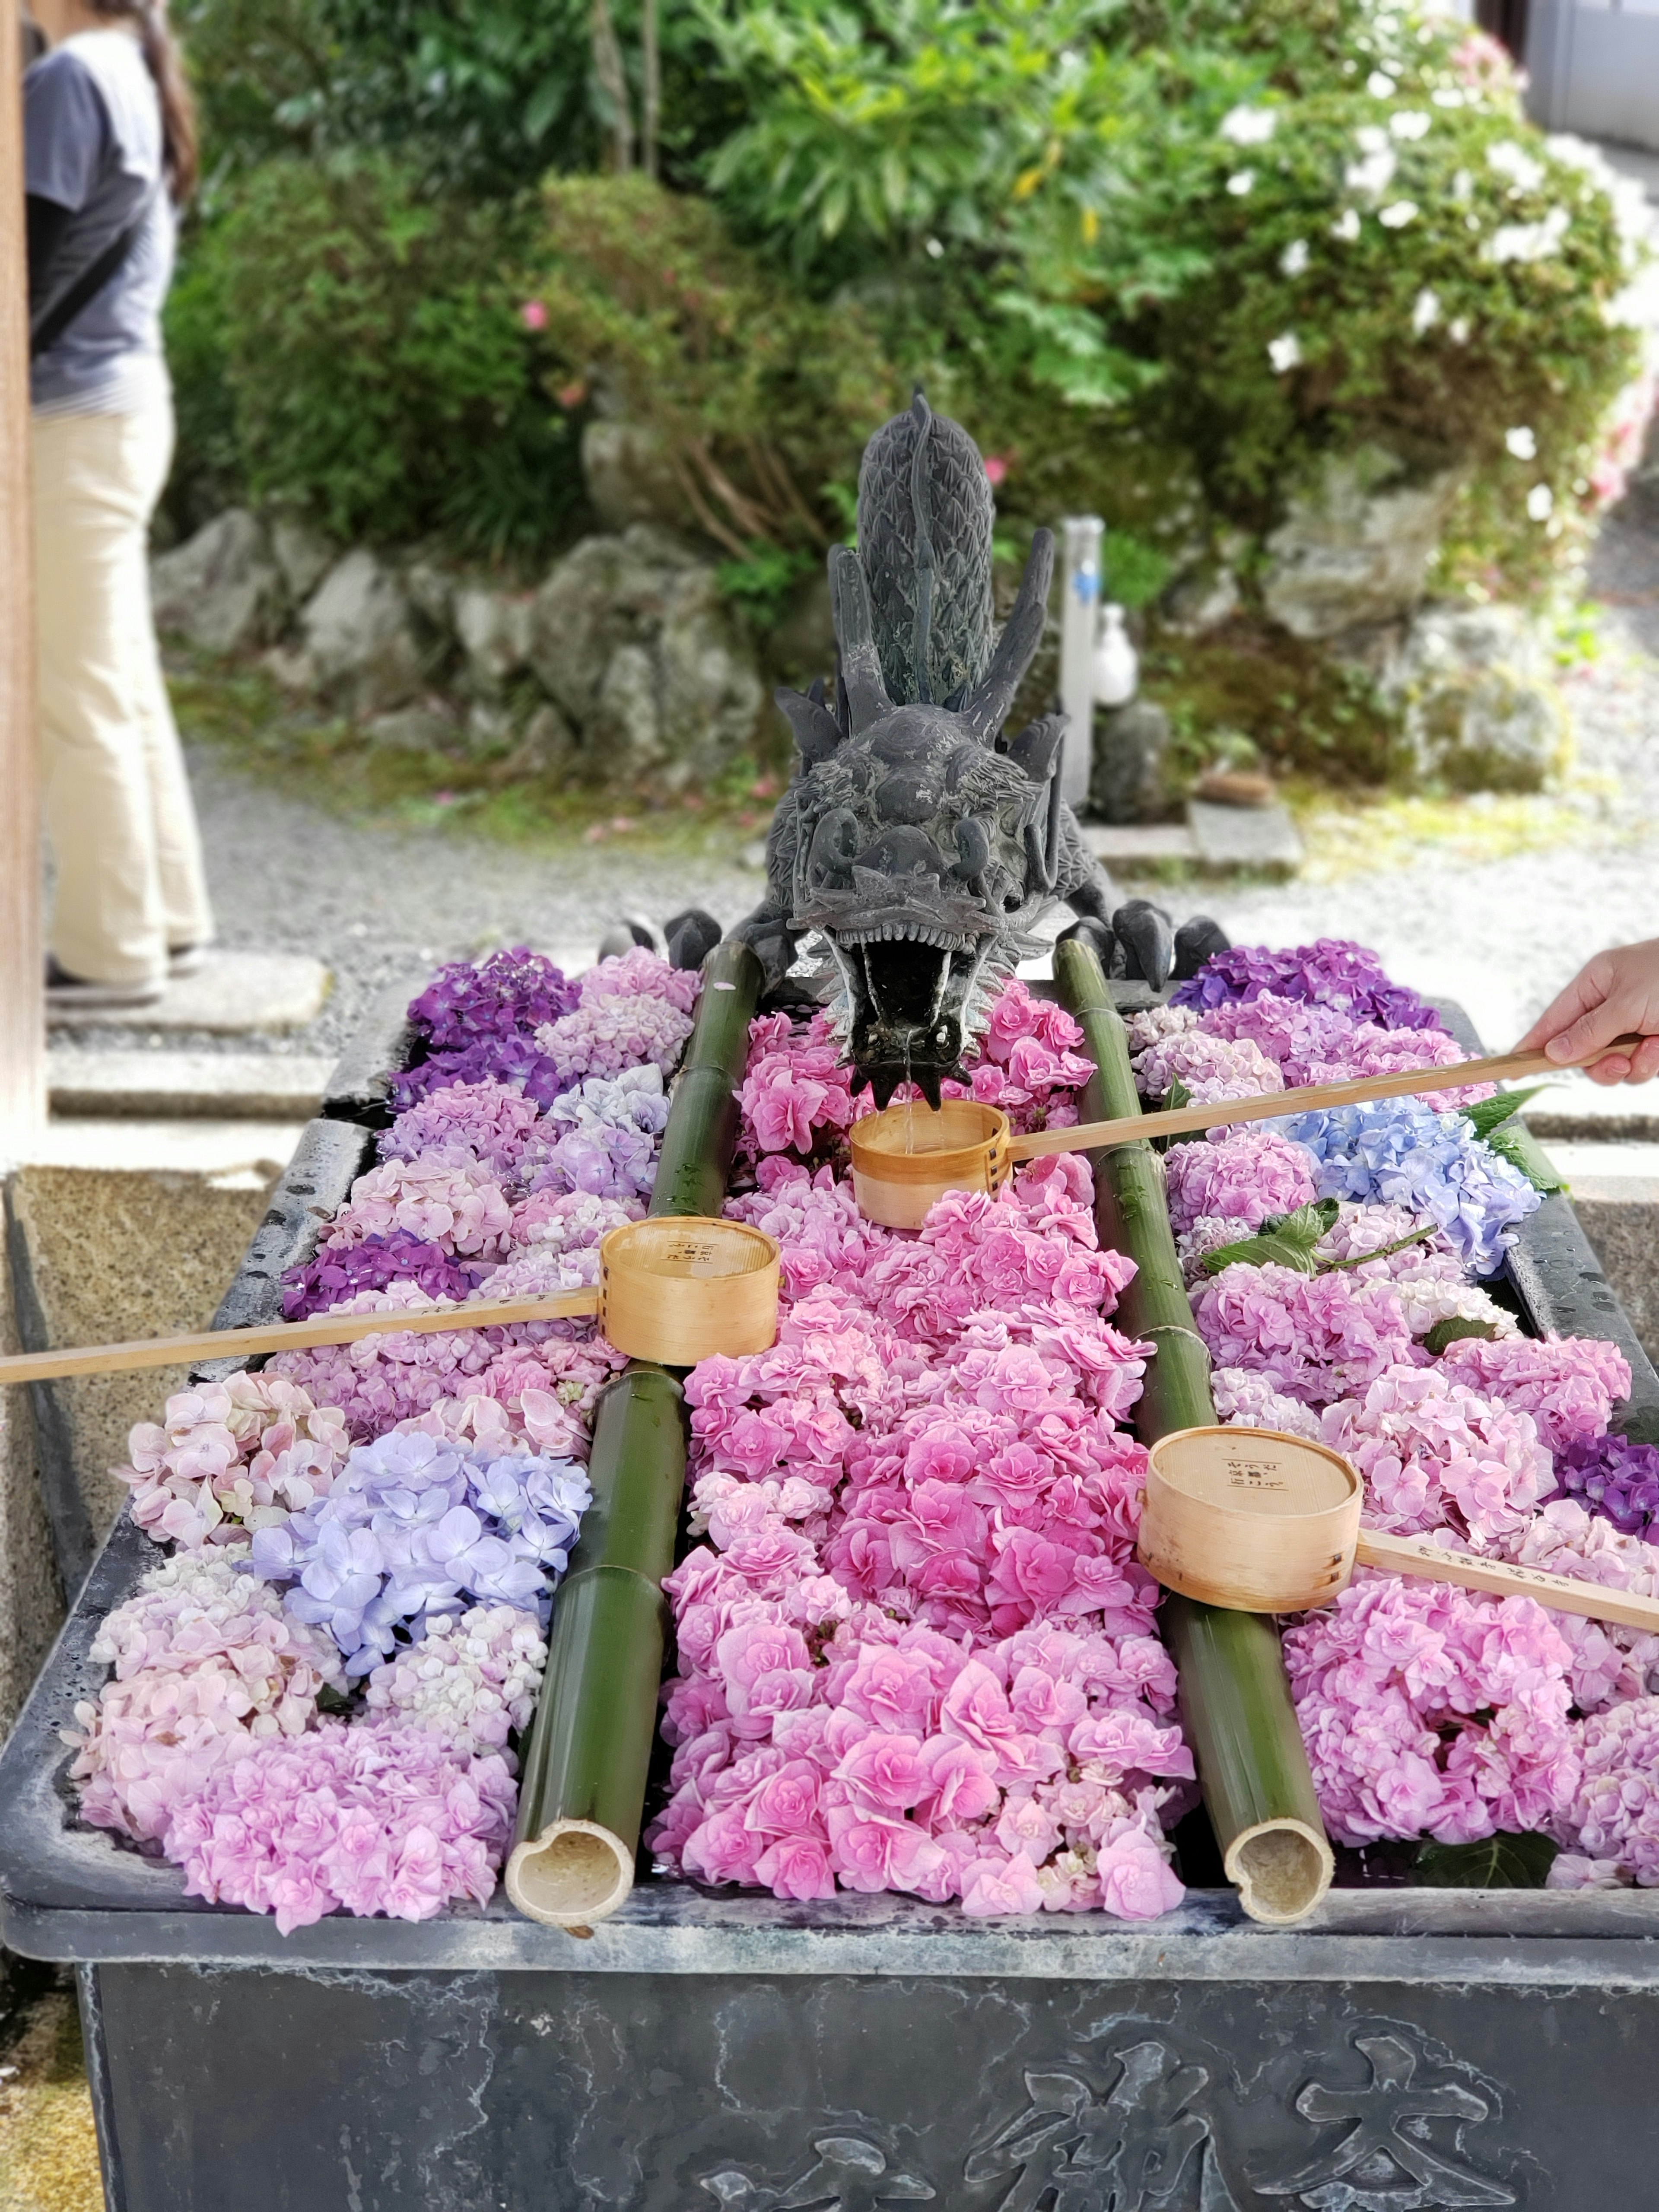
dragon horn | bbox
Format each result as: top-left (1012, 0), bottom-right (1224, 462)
top-left (829, 544), bottom-right (894, 736)
top-left (774, 686), bottom-right (845, 766)
top-left (960, 528), bottom-right (1055, 742)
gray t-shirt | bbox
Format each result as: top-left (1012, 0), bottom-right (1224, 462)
top-left (25, 29), bottom-right (176, 416)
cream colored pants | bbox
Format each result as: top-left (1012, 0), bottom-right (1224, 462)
top-left (33, 390), bottom-right (213, 987)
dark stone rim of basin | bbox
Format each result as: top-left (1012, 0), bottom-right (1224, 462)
top-left (6, 989), bottom-right (1659, 1973)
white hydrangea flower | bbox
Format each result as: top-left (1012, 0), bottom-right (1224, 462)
top-left (1389, 110), bottom-right (1431, 141)
top-left (1411, 289), bottom-right (1440, 334)
top-left (1227, 171), bottom-right (1255, 197)
top-left (1487, 207), bottom-right (1570, 264)
top-left (1268, 333), bottom-right (1303, 374)
top-left (1332, 208), bottom-right (1363, 242)
top-left (1432, 88), bottom-right (1465, 110)
top-left (1378, 200), bottom-right (1419, 229)
top-left (1528, 484), bottom-right (1555, 522)
top-left (1280, 238), bottom-right (1309, 277)
top-left (1346, 148), bottom-right (1398, 198)
top-left (1487, 139), bottom-right (1546, 194)
top-left (1452, 168), bottom-right (1473, 200)
top-left (1449, 316), bottom-right (1471, 343)
top-left (1505, 426), bottom-right (1538, 459)
top-left (1220, 105), bottom-right (1278, 146)
top-left (1367, 70), bottom-right (1398, 97)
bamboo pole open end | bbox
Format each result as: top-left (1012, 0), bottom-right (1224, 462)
top-left (1224, 1817), bottom-right (1335, 1925)
top-left (505, 1818), bottom-right (635, 1929)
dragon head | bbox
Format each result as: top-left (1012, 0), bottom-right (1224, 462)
top-left (777, 399), bottom-right (1071, 1108)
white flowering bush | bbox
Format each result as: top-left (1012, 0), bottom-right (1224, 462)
top-left (1158, 22), bottom-right (1653, 590)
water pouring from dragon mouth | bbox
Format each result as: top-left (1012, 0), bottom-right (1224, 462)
top-left (732, 392), bottom-right (1231, 1097)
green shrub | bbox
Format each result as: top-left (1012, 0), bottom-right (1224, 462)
top-left (697, 0), bottom-right (1650, 594)
top-left (524, 175), bottom-right (900, 553)
top-left (204, 156), bottom-right (588, 556)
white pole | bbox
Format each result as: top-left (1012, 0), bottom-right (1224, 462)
top-left (1, 3), bottom-right (46, 1165)
top-left (1058, 515), bottom-right (1102, 811)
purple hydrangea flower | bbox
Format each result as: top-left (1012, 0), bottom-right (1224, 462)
top-left (389, 1032), bottom-right (567, 1113)
top-left (1172, 939), bottom-right (1446, 1031)
top-left (1550, 1434), bottom-right (1659, 1538)
top-left (280, 1233), bottom-right (480, 1322)
top-left (407, 948), bottom-right (578, 1052)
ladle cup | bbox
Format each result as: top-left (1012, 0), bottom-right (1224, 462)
top-left (1138, 1426), bottom-right (1659, 1634)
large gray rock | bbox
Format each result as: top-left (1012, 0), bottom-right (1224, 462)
top-left (1088, 698), bottom-right (1174, 823)
top-left (149, 509), bottom-right (285, 655)
top-left (529, 527), bottom-right (763, 787)
top-left (454, 584), bottom-right (536, 695)
top-left (581, 420), bottom-right (699, 535)
top-left (269, 515), bottom-right (335, 605)
top-left (1386, 602), bottom-right (1569, 793)
top-left (1261, 446), bottom-right (1468, 641)
top-left (289, 550), bottom-right (426, 717)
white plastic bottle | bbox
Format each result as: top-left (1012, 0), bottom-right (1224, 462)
top-left (1093, 602), bottom-right (1139, 708)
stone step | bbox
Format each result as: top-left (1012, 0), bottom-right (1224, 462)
top-left (46, 951), bottom-right (330, 1033)
top-left (48, 1051), bottom-right (335, 1121)
top-left (1185, 798), bottom-right (1304, 871)
top-left (19, 1119), bottom-right (308, 1188)
top-left (1519, 1074), bottom-right (1659, 1143)
top-left (1080, 823), bottom-right (1197, 865)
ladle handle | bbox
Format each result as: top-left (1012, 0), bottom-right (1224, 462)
top-left (1008, 1034), bottom-right (1645, 1161)
top-left (1355, 1529), bottom-right (1659, 1635)
top-left (0, 1288), bottom-right (603, 1389)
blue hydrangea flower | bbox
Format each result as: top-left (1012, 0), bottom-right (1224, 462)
top-left (1280, 1099), bottom-right (1540, 1277)
top-left (248, 1429), bottom-right (590, 1675)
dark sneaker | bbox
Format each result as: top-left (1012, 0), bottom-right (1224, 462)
top-left (45, 957), bottom-right (165, 1009)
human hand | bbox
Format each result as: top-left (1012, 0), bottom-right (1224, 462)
top-left (1516, 940), bottom-right (1659, 1085)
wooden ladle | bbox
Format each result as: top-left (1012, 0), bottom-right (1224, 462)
top-left (847, 1031), bottom-right (1641, 1226)
top-left (0, 1217), bottom-right (781, 1387)
top-left (1138, 1426), bottom-right (1659, 1634)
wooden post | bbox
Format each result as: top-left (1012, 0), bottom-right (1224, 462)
top-left (0, 6), bottom-right (44, 1165)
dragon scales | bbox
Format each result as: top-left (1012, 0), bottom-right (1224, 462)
top-left (732, 396), bottom-right (1227, 1106)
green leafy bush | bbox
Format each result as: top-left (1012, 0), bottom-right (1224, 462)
top-left (202, 156), bottom-right (588, 556)
top-left (697, 0), bottom-right (1650, 593)
top-left (524, 175), bottom-right (899, 553)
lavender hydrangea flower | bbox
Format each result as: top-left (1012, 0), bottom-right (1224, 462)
top-left (522, 1067), bottom-right (671, 1201)
top-left (1282, 1098), bottom-right (1539, 1276)
top-left (248, 1430), bottom-right (591, 1675)
top-left (379, 1080), bottom-right (546, 1184)
top-left (1173, 939), bottom-right (1445, 1031)
top-left (280, 1232), bottom-right (479, 1322)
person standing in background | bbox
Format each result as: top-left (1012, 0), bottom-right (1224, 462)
top-left (25, 0), bottom-right (213, 1007)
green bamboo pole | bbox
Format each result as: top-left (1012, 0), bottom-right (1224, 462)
top-left (506, 938), bottom-right (763, 1930)
top-left (1052, 941), bottom-right (1334, 1924)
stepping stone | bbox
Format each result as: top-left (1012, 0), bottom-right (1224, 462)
top-left (1081, 823), bottom-right (1197, 865)
top-left (48, 1051), bottom-right (334, 1121)
top-left (46, 952), bottom-right (331, 1034)
top-left (1186, 798), bottom-right (1304, 871)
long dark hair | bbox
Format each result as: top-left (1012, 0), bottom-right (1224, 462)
top-left (87, 0), bottom-right (198, 202)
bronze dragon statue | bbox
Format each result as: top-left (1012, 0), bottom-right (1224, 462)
top-left (730, 396), bottom-right (1228, 1106)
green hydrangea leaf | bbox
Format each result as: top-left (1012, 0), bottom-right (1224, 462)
top-left (1414, 1832), bottom-right (1559, 1889)
top-left (1422, 1316), bottom-right (1503, 1355)
top-left (1486, 1124), bottom-right (1568, 1195)
top-left (1462, 1086), bottom-right (1550, 1142)
top-left (1199, 1199), bottom-right (1341, 1277)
